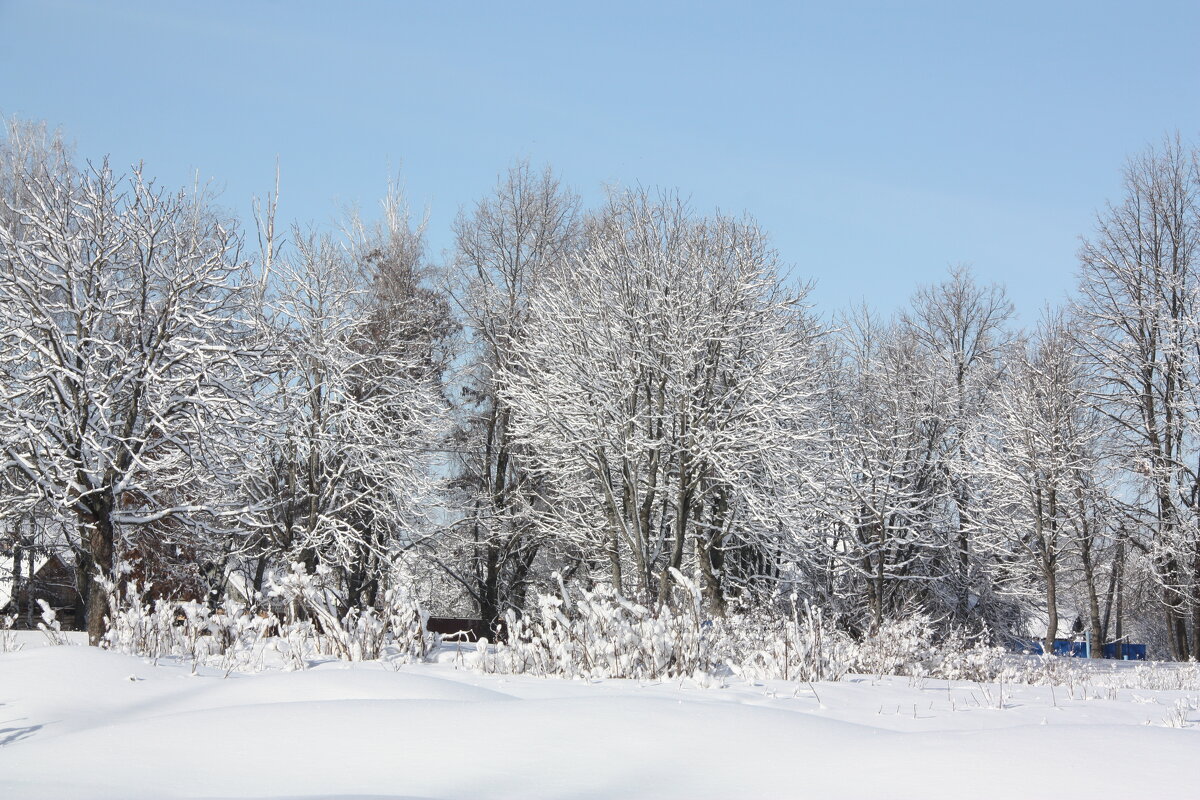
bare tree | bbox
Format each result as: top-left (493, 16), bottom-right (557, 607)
top-left (503, 190), bottom-right (823, 615)
top-left (0, 150), bottom-right (250, 642)
top-left (821, 308), bottom-right (950, 633)
top-left (901, 266), bottom-right (1014, 625)
top-left (237, 190), bottom-right (449, 615)
top-left (1075, 135), bottom-right (1200, 660)
top-left (444, 162), bottom-right (580, 633)
top-left (966, 312), bottom-right (1107, 654)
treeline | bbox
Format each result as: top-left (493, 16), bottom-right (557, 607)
top-left (2, 118), bottom-right (1199, 659)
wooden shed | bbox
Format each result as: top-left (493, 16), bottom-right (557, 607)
top-left (1, 552), bottom-right (77, 625)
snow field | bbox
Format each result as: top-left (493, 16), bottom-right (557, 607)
top-left (1, 635), bottom-right (1197, 799)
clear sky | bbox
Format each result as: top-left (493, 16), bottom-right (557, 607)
top-left (2, 0), bottom-right (1198, 320)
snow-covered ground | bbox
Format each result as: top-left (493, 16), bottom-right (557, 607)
top-left (1, 633), bottom-right (1197, 799)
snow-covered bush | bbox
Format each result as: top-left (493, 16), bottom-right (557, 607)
top-left (102, 581), bottom-right (183, 661)
top-left (491, 571), bottom-right (709, 680)
top-left (714, 601), bottom-right (854, 682)
top-left (82, 563), bottom-right (1200, 695)
top-left (267, 562), bottom-right (430, 663)
top-left (929, 631), bottom-right (1009, 682)
top-left (36, 599), bottom-right (68, 646)
top-left (1120, 661), bottom-right (1200, 691)
top-left (99, 562), bottom-right (430, 671)
top-left (851, 614), bottom-right (937, 678)
top-left (102, 580), bottom-right (276, 673)
top-left (718, 607), bottom-right (944, 683)
top-left (0, 614), bottom-right (19, 653)
top-left (1001, 658), bottom-right (1200, 693)
top-left (483, 582), bottom-right (990, 684)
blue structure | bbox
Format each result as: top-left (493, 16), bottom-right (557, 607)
top-left (1021, 639), bottom-right (1146, 660)
top-left (1101, 643), bottom-right (1147, 660)
top-left (1053, 640), bottom-right (1087, 657)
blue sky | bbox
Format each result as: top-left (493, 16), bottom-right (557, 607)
top-left (2, 1), bottom-right (1198, 320)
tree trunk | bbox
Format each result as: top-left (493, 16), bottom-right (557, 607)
top-left (1191, 551), bottom-right (1200, 662)
top-left (1079, 536), bottom-right (1103, 657)
top-left (252, 555), bottom-right (268, 595)
top-left (656, 457), bottom-right (691, 610)
top-left (956, 503), bottom-right (971, 620)
top-left (1166, 599), bottom-right (1189, 661)
top-left (1101, 537), bottom-right (1121, 642)
top-left (695, 492), bottom-right (728, 617)
top-left (695, 535), bottom-right (724, 618)
top-left (83, 508), bottom-right (115, 646)
top-left (1043, 559), bottom-right (1058, 657)
top-left (1162, 554), bottom-right (1190, 660)
top-left (12, 532), bottom-right (23, 624)
top-left (479, 543), bottom-right (500, 637)
top-left (608, 526), bottom-right (623, 595)
top-left (72, 546), bottom-right (92, 633)
top-left (875, 517), bottom-right (887, 634)
top-left (1114, 564), bottom-right (1125, 660)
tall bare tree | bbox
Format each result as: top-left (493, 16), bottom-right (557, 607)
top-left (821, 308), bottom-right (949, 633)
top-left (503, 190), bottom-right (823, 615)
top-left (1075, 135), bottom-right (1200, 660)
top-left (966, 312), bottom-right (1106, 654)
top-left (444, 162), bottom-right (580, 633)
top-left (237, 186), bottom-right (450, 615)
top-left (902, 266), bottom-right (1014, 625)
top-left (0, 148), bottom-right (249, 642)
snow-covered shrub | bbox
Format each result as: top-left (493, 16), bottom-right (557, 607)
top-left (97, 564), bottom-right (428, 671)
top-left (493, 571), bottom-right (709, 680)
top-left (853, 614), bottom-right (937, 677)
top-left (102, 580), bottom-right (188, 662)
top-left (36, 599), bottom-right (68, 646)
top-left (0, 614), bottom-right (19, 653)
top-left (1122, 661), bottom-right (1200, 691)
top-left (1012, 659), bottom-right (1200, 693)
top-left (929, 631), bottom-right (1009, 682)
top-left (205, 603), bottom-right (275, 675)
top-left (382, 585), bottom-right (428, 662)
top-left (714, 601), bottom-right (854, 682)
top-left (1004, 654), bottom-right (1092, 688)
top-left (714, 610), bottom-right (944, 682)
top-left (274, 620), bottom-right (317, 671)
top-left (482, 584), bottom-right (995, 685)
top-left (267, 562), bottom-right (430, 664)
top-left (924, 647), bottom-right (1200, 693)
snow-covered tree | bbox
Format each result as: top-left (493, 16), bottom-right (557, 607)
top-left (818, 309), bottom-right (950, 633)
top-left (502, 190), bottom-right (824, 614)
top-left (900, 267), bottom-right (1014, 626)
top-left (443, 162), bottom-right (581, 633)
top-left (964, 313), bottom-right (1108, 652)
top-left (236, 190), bottom-right (450, 615)
top-left (1075, 136), bottom-right (1200, 660)
top-left (0, 146), bottom-right (251, 642)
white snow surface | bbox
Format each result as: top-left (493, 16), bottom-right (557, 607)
top-left (1, 633), bottom-right (1196, 799)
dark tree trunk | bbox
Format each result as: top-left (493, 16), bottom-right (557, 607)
top-left (479, 544), bottom-right (500, 638)
top-left (1101, 539), bottom-right (1120, 642)
top-left (1114, 564), bottom-right (1125, 660)
top-left (1043, 560), bottom-right (1058, 658)
top-left (1080, 535), bottom-right (1104, 657)
top-left (72, 546), bottom-right (92, 632)
top-left (1162, 554), bottom-right (1190, 660)
top-left (608, 522), bottom-right (623, 594)
top-left (695, 493), bottom-right (727, 618)
top-left (253, 555), bottom-right (268, 595)
top-left (695, 536), bottom-right (724, 618)
top-left (12, 534), bottom-right (23, 623)
top-left (83, 507), bottom-right (115, 646)
top-left (1191, 551), bottom-right (1200, 662)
